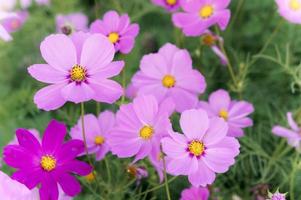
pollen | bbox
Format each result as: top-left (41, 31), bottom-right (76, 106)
top-left (166, 0), bottom-right (177, 6)
top-left (200, 5), bottom-right (214, 19)
top-left (202, 34), bottom-right (216, 46)
top-left (290, 0), bottom-right (301, 10)
top-left (40, 155), bottom-right (56, 171)
top-left (219, 109), bottom-right (229, 120)
top-left (108, 32), bottom-right (119, 44)
top-left (85, 172), bottom-right (96, 182)
top-left (139, 126), bottom-right (154, 140)
top-left (188, 140), bottom-right (205, 156)
top-left (70, 64), bottom-right (86, 82)
top-left (94, 136), bottom-right (105, 145)
top-left (162, 75), bottom-right (176, 88)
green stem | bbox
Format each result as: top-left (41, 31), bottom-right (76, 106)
top-left (104, 157), bottom-right (111, 184)
top-left (162, 156), bottom-right (172, 200)
top-left (96, 102), bottom-right (101, 115)
top-left (112, 0), bottom-right (123, 13)
top-left (290, 154), bottom-right (299, 200)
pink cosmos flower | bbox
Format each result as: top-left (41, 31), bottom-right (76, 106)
top-left (90, 10), bottom-right (139, 54)
top-left (131, 43), bottom-right (206, 112)
top-left (268, 189), bottom-right (287, 200)
top-left (3, 120), bottom-right (92, 200)
top-left (151, 0), bottom-right (181, 12)
top-left (276, 0), bottom-right (301, 24)
top-left (125, 83), bottom-right (138, 99)
top-left (56, 13), bottom-right (88, 35)
top-left (70, 111), bottom-right (114, 161)
top-left (108, 95), bottom-right (173, 162)
top-left (149, 142), bottom-right (164, 182)
top-left (272, 112), bottom-right (301, 149)
top-left (28, 32), bottom-right (124, 111)
top-left (180, 186), bottom-right (210, 200)
top-left (172, 0), bottom-right (231, 36)
top-left (161, 109), bottom-right (240, 187)
top-left (199, 89), bottom-right (254, 137)
top-left (0, 12), bottom-right (17, 41)
top-left (2, 11), bottom-right (28, 34)
top-left (127, 165), bottom-right (148, 185)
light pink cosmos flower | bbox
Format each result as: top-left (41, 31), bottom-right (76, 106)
top-left (272, 112), bottom-right (301, 149)
top-left (70, 111), bottom-right (115, 161)
top-left (2, 11), bottom-right (28, 34)
top-left (172, 0), bottom-right (231, 36)
top-left (199, 89), bottom-right (254, 137)
top-left (180, 186), bottom-right (210, 200)
top-left (56, 13), bottom-right (88, 35)
top-left (28, 32), bottom-right (124, 111)
top-left (162, 109), bottom-right (240, 187)
top-left (267, 189), bottom-right (287, 200)
top-left (276, 0), bottom-right (301, 24)
top-left (131, 43), bottom-right (206, 113)
top-left (0, 12), bottom-right (17, 41)
top-left (151, 0), bottom-right (182, 12)
top-left (90, 10), bottom-right (139, 54)
top-left (108, 95), bottom-right (173, 162)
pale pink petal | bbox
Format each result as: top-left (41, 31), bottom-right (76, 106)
top-left (208, 89), bottom-right (230, 113)
top-left (133, 95), bottom-right (158, 125)
top-left (92, 61), bottom-right (124, 79)
top-left (170, 88), bottom-right (199, 112)
top-left (188, 160), bottom-right (216, 187)
top-left (28, 64), bottom-right (66, 84)
top-left (61, 82), bottom-right (95, 103)
top-left (287, 112), bottom-right (299, 132)
top-left (203, 117), bottom-right (228, 145)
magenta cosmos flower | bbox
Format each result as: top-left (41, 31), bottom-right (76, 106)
top-left (70, 111), bottom-right (114, 161)
top-left (3, 120), bottom-right (92, 200)
top-left (172, 0), bottom-right (231, 36)
top-left (272, 112), bottom-right (301, 149)
top-left (108, 95), bottom-right (173, 162)
top-left (56, 13), bottom-right (88, 35)
top-left (28, 32), bottom-right (124, 111)
top-left (131, 43), bottom-right (206, 112)
top-left (180, 186), bottom-right (210, 200)
top-left (151, 0), bottom-right (181, 12)
top-left (90, 10), bottom-right (139, 54)
top-left (162, 109), bottom-right (240, 187)
top-left (276, 0), bottom-right (301, 24)
top-left (199, 89), bottom-right (254, 137)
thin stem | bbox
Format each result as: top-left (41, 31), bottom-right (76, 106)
top-left (112, 0), bottom-right (123, 13)
top-left (162, 156), bottom-right (172, 200)
top-left (104, 157), bottom-right (111, 184)
top-left (227, 0), bottom-right (245, 31)
top-left (94, 0), bottom-right (100, 19)
top-left (290, 153), bottom-right (299, 200)
top-left (96, 102), bottom-right (101, 115)
top-left (81, 102), bottom-right (90, 156)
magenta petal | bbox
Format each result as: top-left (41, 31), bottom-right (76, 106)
top-left (28, 64), bottom-right (66, 84)
top-left (16, 129), bottom-right (41, 154)
top-left (215, 10), bottom-right (231, 30)
top-left (39, 175), bottom-right (59, 200)
top-left (90, 79), bottom-right (123, 103)
top-left (58, 174), bottom-right (81, 197)
top-left (133, 95), bottom-right (158, 125)
top-left (57, 140), bottom-right (84, 163)
top-left (12, 169), bottom-right (42, 189)
top-left (61, 160), bottom-right (93, 176)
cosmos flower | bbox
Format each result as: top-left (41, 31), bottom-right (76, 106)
top-left (90, 10), bottom-right (139, 54)
top-left (272, 112), bottom-right (301, 150)
top-left (172, 0), bottom-right (231, 36)
top-left (180, 186), bottom-right (210, 200)
top-left (3, 120), bottom-right (92, 200)
top-left (28, 32), bottom-right (124, 111)
top-left (275, 0), bottom-right (301, 24)
top-left (0, 12), bottom-right (17, 41)
top-left (131, 43), bottom-right (206, 112)
top-left (267, 189), bottom-right (287, 200)
top-left (1, 11), bottom-right (28, 34)
top-left (149, 142), bottom-right (164, 182)
top-left (70, 111), bottom-right (114, 161)
top-left (151, 0), bottom-right (181, 12)
top-left (9, 129), bottom-right (40, 144)
top-left (56, 13), bottom-right (88, 35)
top-left (161, 109), bottom-right (240, 187)
top-left (126, 165), bottom-right (148, 185)
top-left (199, 89), bottom-right (254, 137)
top-left (108, 95), bottom-right (173, 162)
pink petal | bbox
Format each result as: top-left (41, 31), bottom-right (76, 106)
top-left (170, 87), bottom-right (199, 112)
top-left (61, 82), bottom-right (94, 103)
top-left (176, 70), bottom-right (206, 94)
top-left (203, 117), bottom-right (228, 145)
top-left (228, 101), bottom-right (254, 119)
top-left (98, 111), bottom-right (116, 134)
top-left (209, 89), bottom-right (230, 113)
top-left (122, 23), bottom-right (139, 37)
top-left (103, 10), bottom-right (120, 31)
top-left (188, 160), bottom-right (216, 187)
top-left (133, 95), bottom-right (158, 125)
top-left (28, 64), bottom-right (66, 84)
top-left (92, 61), bottom-right (124, 79)
top-left (140, 54), bottom-right (168, 79)
top-left (167, 155), bottom-right (198, 175)
top-left (70, 32), bottom-right (90, 63)
top-left (272, 126), bottom-right (299, 139)
top-left (90, 19), bottom-right (110, 35)
top-left (287, 112), bottom-right (299, 132)
top-left (158, 43), bottom-right (179, 66)
top-left (161, 136), bottom-right (187, 158)
top-left (134, 142), bottom-right (152, 162)
top-left (215, 10), bottom-right (231, 31)
top-left (118, 37), bottom-right (135, 54)
top-left (118, 14), bottom-right (130, 33)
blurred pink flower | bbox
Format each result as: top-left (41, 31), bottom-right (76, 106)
top-left (56, 13), bottom-right (88, 35)
top-left (180, 186), bottom-right (210, 200)
top-left (0, 0), bottom-right (16, 12)
top-left (0, 12), bottom-right (17, 41)
top-left (108, 95), bottom-right (173, 162)
top-left (172, 0), bottom-right (231, 36)
top-left (28, 32), bottom-right (124, 111)
top-left (90, 10), bottom-right (139, 54)
top-left (151, 0), bottom-right (181, 12)
top-left (199, 89), bottom-right (254, 137)
top-left (272, 112), bottom-right (301, 149)
top-left (268, 189), bottom-right (287, 200)
top-left (2, 11), bottom-right (28, 33)
top-left (276, 0), bottom-right (301, 24)
top-left (131, 43), bottom-right (206, 112)
top-left (70, 111), bottom-right (114, 161)
top-left (161, 109), bottom-right (240, 187)
top-left (127, 165), bottom-right (148, 185)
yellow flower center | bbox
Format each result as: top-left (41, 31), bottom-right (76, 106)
top-left (70, 64), bottom-right (86, 82)
top-left (139, 126), bottom-right (154, 140)
top-left (166, 0), bottom-right (177, 6)
top-left (202, 34), bottom-right (216, 46)
top-left (94, 136), bottom-right (105, 145)
top-left (40, 155), bottom-right (56, 171)
top-left (108, 32), bottom-right (119, 44)
top-left (188, 140), bottom-right (205, 156)
top-left (85, 172), bottom-right (96, 182)
top-left (290, 0), bottom-right (301, 10)
top-left (219, 109), bottom-right (229, 120)
top-left (200, 5), bottom-right (214, 19)
top-left (162, 75), bottom-right (176, 88)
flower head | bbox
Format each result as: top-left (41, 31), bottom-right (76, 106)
top-left (276, 0), bottom-right (301, 24)
top-left (56, 13), bottom-right (88, 35)
top-left (70, 111), bottom-right (115, 161)
top-left (172, 0), bottom-right (231, 36)
top-left (151, 0), bottom-right (181, 12)
top-left (268, 189), bottom-right (287, 200)
top-left (28, 32), bottom-right (124, 111)
top-left (3, 120), bottom-right (92, 200)
top-left (180, 186), bottom-right (210, 200)
top-left (199, 89), bottom-right (254, 137)
top-left (2, 11), bottom-right (27, 33)
top-left (90, 10), bottom-right (139, 54)
top-left (131, 43), bottom-right (206, 112)
top-left (161, 109), bottom-right (240, 187)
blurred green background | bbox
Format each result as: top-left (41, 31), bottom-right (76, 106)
top-left (1, 0), bottom-right (301, 199)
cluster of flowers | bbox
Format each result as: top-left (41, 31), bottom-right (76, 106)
top-left (1, 0), bottom-right (299, 199)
